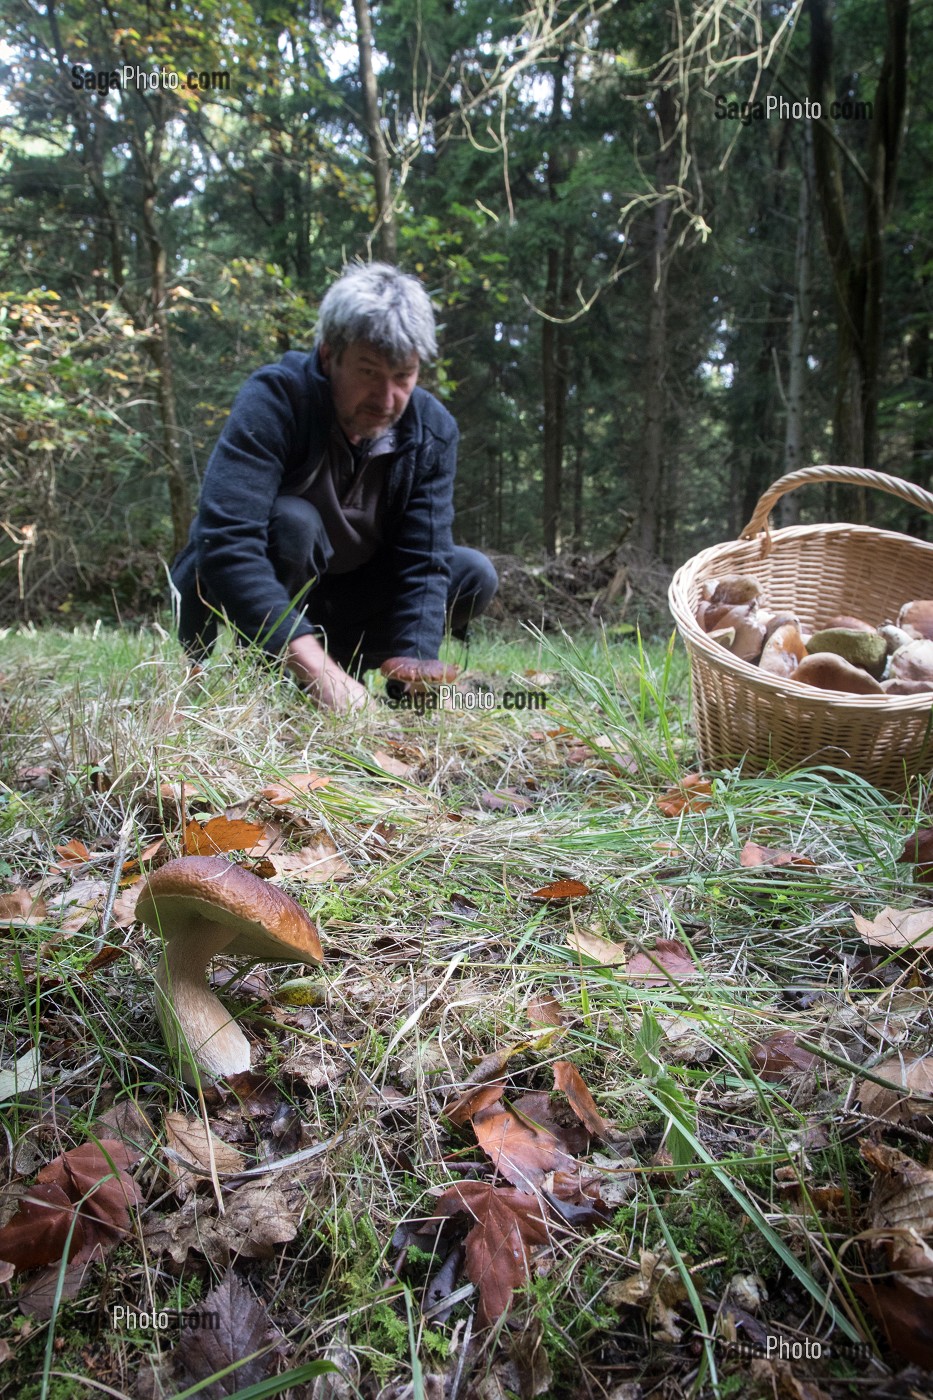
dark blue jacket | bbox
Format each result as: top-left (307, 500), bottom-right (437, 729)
top-left (178, 349), bottom-right (458, 656)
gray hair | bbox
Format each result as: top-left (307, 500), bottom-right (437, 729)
top-left (315, 262), bottom-right (437, 364)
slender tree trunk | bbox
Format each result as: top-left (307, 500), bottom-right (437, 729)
top-left (780, 125), bottom-right (815, 525)
top-left (809, 0), bottom-right (909, 470)
top-left (636, 86), bottom-right (676, 557)
top-left (137, 120), bottom-right (190, 554)
top-left (352, 0), bottom-right (396, 262)
top-left (541, 53), bottom-right (576, 557)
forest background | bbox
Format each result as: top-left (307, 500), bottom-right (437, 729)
top-left (0, 0), bottom-right (928, 629)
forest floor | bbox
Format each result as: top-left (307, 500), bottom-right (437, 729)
top-left (0, 620), bottom-right (931, 1400)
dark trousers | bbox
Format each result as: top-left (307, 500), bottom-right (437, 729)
top-left (175, 496), bottom-right (498, 672)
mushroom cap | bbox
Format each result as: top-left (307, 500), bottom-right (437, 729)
top-left (380, 657), bottom-right (460, 686)
top-left (137, 856), bottom-right (322, 963)
top-left (897, 600), bottom-right (933, 642)
top-left (790, 653), bottom-right (884, 695)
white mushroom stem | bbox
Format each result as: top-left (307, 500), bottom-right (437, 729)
top-left (154, 916), bottom-right (251, 1085)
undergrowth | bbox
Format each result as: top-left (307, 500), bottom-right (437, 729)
top-left (0, 617), bottom-right (929, 1399)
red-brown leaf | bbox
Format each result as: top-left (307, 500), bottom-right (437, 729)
top-left (434, 1181), bottom-right (549, 1328)
top-left (184, 816), bottom-right (267, 856)
top-left (739, 842), bottom-right (816, 869)
top-left (526, 994), bottom-right (564, 1028)
top-left (626, 939), bottom-right (698, 986)
top-left (480, 789), bottom-right (532, 813)
top-left (553, 1061), bottom-right (613, 1139)
top-left (260, 772), bottom-right (330, 805)
top-left (657, 775), bottom-right (713, 818)
top-left (0, 1183), bottom-right (83, 1271)
top-left (472, 1102), bottom-right (575, 1189)
top-left (528, 879), bottom-right (591, 902)
top-left (38, 1139), bottom-right (142, 1261)
top-left (53, 838), bottom-right (91, 867)
top-left (750, 1032), bottom-right (818, 1080)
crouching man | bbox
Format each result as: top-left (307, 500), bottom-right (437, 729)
top-left (172, 262), bottom-right (498, 711)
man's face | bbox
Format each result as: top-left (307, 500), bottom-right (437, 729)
top-left (320, 339), bottom-right (419, 443)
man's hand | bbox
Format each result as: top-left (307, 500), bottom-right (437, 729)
top-left (286, 635), bottom-right (373, 713)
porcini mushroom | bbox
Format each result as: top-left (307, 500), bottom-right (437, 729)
top-left (380, 657), bottom-right (460, 698)
top-left (137, 856), bottom-right (322, 1085)
top-left (790, 653), bottom-right (884, 695)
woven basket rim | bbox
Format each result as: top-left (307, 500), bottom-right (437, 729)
top-left (669, 520), bottom-right (933, 712)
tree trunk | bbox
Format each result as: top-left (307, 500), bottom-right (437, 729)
top-left (137, 119), bottom-right (191, 555)
top-left (352, 0), bottom-right (396, 262)
top-left (635, 85), bottom-right (676, 557)
top-left (780, 125), bottom-right (815, 526)
top-left (541, 53), bottom-right (576, 558)
top-left (809, 0), bottom-right (909, 471)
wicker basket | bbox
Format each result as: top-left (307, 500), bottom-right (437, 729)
top-left (668, 465), bottom-right (933, 791)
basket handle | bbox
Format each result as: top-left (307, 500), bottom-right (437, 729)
top-left (740, 464), bottom-right (933, 540)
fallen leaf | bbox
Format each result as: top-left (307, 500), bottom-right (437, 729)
top-left (371, 749), bottom-right (416, 779)
top-left (853, 1274), bottom-right (933, 1370)
top-left (626, 939), bottom-right (698, 986)
top-left (529, 879), bottom-right (591, 902)
top-left (526, 994), bottom-right (564, 1028)
top-left (566, 927), bottom-right (627, 966)
top-left (185, 816), bottom-right (267, 856)
top-left (739, 842), bottom-right (816, 869)
top-left (111, 877), bottom-right (145, 928)
top-left (657, 774), bottom-right (713, 818)
top-left (445, 1081), bottom-right (506, 1128)
top-left (462, 1039), bottom-right (548, 1090)
top-left (508, 1091), bottom-right (590, 1157)
top-left (170, 1269), bottom-right (281, 1396)
top-left (0, 1183), bottom-right (80, 1271)
top-left (50, 878), bottom-right (108, 934)
top-left (53, 838), bottom-right (91, 867)
top-left (607, 1247), bottom-right (688, 1343)
top-left (260, 772), bottom-right (330, 805)
top-left (0, 1048), bottom-right (42, 1102)
top-left (160, 778), bottom-right (208, 804)
top-left (0, 1140), bottom-right (141, 1274)
top-left (121, 838), bottom-right (166, 875)
top-left (263, 833), bottom-right (351, 882)
top-left (39, 1140), bottom-right (142, 1262)
top-left (164, 1113), bottom-right (246, 1200)
top-left (751, 1032), bottom-right (819, 1081)
top-left (480, 789), bottom-right (532, 813)
top-left (553, 1061), bottom-right (613, 1139)
top-left (862, 1140), bottom-right (933, 1276)
top-left (853, 907), bottom-right (933, 952)
top-left (472, 1102), bottom-right (576, 1189)
top-left (0, 889), bottom-right (48, 927)
top-left (143, 1181), bottom-right (301, 1267)
top-left (748, 1359), bottom-right (833, 1400)
top-left (860, 1054), bottom-right (933, 1123)
top-left (433, 1181), bottom-right (549, 1328)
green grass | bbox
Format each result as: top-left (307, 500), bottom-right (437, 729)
top-left (0, 616), bottom-right (928, 1397)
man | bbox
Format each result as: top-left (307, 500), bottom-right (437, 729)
top-left (172, 263), bottom-right (497, 711)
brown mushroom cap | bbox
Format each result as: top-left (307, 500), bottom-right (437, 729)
top-left (790, 653), bottom-right (884, 695)
top-left (137, 857), bottom-right (322, 963)
top-left (381, 658), bottom-right (459, 697)
top-left (825, 615), bottom-right (877, 633)
top-left (380, 657), bottom-right (460, 685)
top-left (137, 856), bottom-right (321, 1084)
top-left (897, 601), bottom-right (933, 642)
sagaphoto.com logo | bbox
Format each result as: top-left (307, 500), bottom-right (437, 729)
top-left (70, 63), bottom-right (230, 95)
